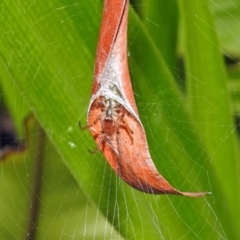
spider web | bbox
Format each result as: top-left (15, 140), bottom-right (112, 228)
top-left (0, 0), bottom-right (240, 239)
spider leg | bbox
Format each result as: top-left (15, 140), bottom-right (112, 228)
top-left (79, 114), bottom-right (101, 130)
top-left (119, 112), bottom-right (134, 145)
top-left (88, 148), bottom-right (99, 154)
top-left (89, 134), bottom-right (117, 155)
top-left (86, 128), bottom-right (104, 154)
top-left (110, 117), bottom-right (122, 176)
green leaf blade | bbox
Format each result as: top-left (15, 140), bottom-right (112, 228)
top-left (179, 0), bottom-right (240, 238)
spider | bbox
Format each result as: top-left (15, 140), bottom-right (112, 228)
top-left (79, 95), bottom-right (134, 154)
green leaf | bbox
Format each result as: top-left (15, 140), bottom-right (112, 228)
top-left (210, 0), bottom-right (240, 54)
top-left (141, 0), bottom-right (179, 70)
top-left (229, 64), bottom-right (240, 115)
top-left (179, 0), bottom-right (240, 238)
top-left (0, 118), bottom-right (122, 239)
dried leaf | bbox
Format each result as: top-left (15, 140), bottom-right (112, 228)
top-left (83, 0), bottom-right (209, 197)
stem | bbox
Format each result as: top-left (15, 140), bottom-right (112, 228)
top-left (25, 126), bottom-right (45, 240)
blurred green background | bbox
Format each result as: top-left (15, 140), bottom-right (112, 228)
top-left (0, 0), bottom-right (240, 239)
